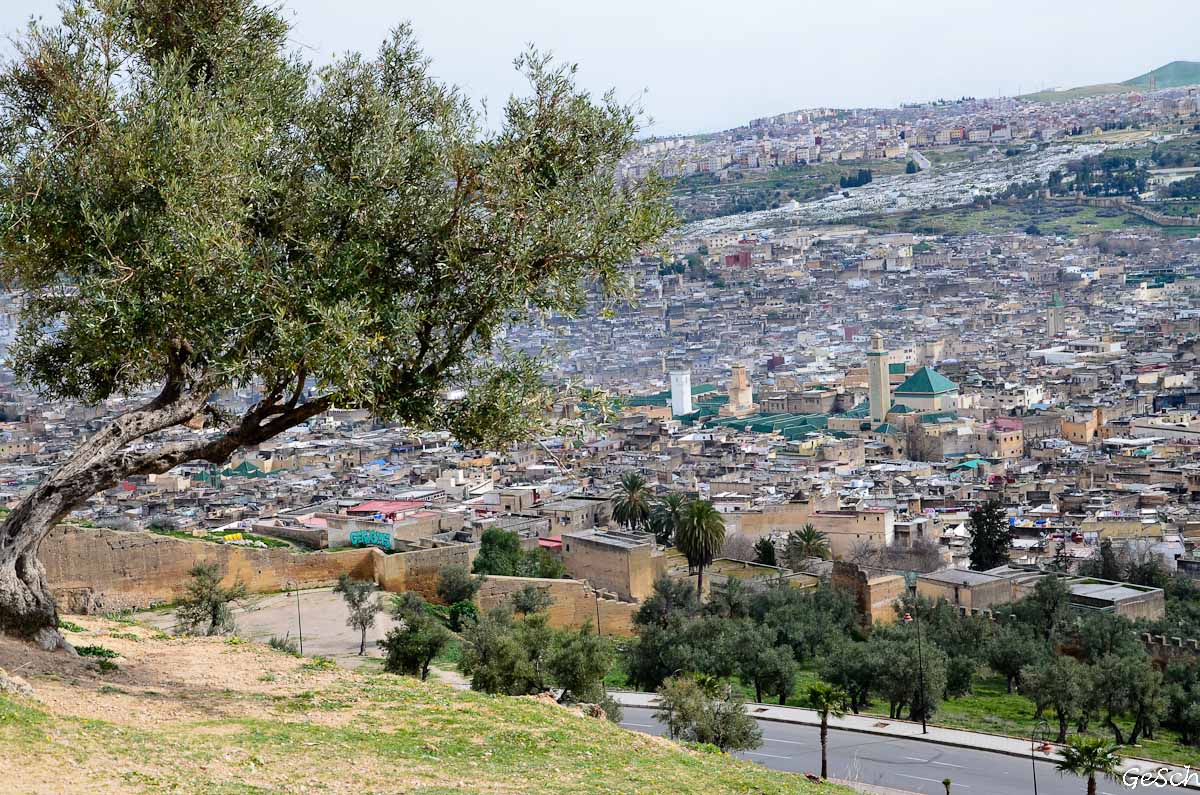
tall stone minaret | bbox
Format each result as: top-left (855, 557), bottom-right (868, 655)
top-left (1046, 291), bottom-right (1065, 338)
top-left (867, 331), bottom-right (891, 424)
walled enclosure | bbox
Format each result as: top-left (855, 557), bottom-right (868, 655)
top-left (40, 526), bottom-right (636, 636)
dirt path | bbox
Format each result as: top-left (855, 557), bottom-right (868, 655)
top-left (137, 587), bottom-right (401, 669)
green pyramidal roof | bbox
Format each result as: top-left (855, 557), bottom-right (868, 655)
top-left (894, 366), bottom-right (957, 396)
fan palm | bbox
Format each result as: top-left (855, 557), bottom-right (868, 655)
top-left (1054, 735), bottom-right (1121, 795)
top-left (649, 492), bottom-right (687, 545)
top-left (807, 681), bottom-right (847, 779)
top-left (612, 472), bottom-right (651, 531)
top-left (675, 499), bottom-right (726, 597)
top-left (785, 523), bottom-right (830, 570)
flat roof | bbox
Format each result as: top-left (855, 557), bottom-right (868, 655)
top-left (919, 569), bottom-right (1000, 586)
top-left (562, 529), bottom-right (650, 549)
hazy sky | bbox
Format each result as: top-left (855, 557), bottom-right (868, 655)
top-left (7, 1), bottom-right (1200, 135)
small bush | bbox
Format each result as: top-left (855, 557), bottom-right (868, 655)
top-left (448, 600), bottom-right (478, 632)
top-left (268, 635), bottom-right (300, 655)
top-left (57, 619), bottom-right (85, 633)
top-left (97, 659), bottom-right (120, 673)
top-left (300, 656), bottom-right (337, 671)
top-left (76, 645), bottom-right (118, 660)
top-left (110, 632), bottom-right (140, 642)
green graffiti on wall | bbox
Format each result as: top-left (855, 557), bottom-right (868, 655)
top-left (349, 529), bottom-right (392, 549)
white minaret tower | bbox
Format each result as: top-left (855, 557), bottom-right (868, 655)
top-left (669, 370), bottom-right (693, 416)
top-left (867, 331), bottom-right (891, 424)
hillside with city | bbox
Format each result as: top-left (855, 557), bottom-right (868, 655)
top-left (3, 2), bottom-right (1200, 795)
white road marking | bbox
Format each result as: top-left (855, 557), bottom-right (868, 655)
top-left (897, 774), bottom-right (971, 787)
top-left (765, 738), bottom-right (807, 746)
top-left (623, 722), bottom-right (654, 728)
top-left (744, 751), bottom-right (792, 760)
top-left (902, 755), bottom-right (964, 769)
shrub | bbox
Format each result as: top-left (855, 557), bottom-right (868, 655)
top-left (437, 565), bottom-right (483, 606)
top-left (76, 645), bottom-right (118, 659)
top-left (300, 656), bottom-right (337, 671)
top-left (449, 601), bottom-right (479, 632)
top-left (379, 615), bottom-right (452, 680)
top-left (175, 563), bottom-right (247, 636)
top-left (268, 635), bottom-right (300, 655)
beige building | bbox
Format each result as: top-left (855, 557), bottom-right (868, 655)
top-left (917, 569), bottom-right (1013, 611)
top-left (807, 509), bottom-right (896, 558)
top-left (561, 529), bottom-right (660, 602)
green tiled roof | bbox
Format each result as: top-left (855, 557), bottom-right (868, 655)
top-left (836, 401), bottom-right (870, 419)
top-left (894, 366), bottom-right (957, 396)
top-left (625, 383), bottom-right (721, 407)
top-left (888, 363), bottom-right (907, 375)
top-left (918, 410), bottom-right (960, 424)
top-left (872, 423), bottom-right (899, 434)
top-left (888, 403), bottom-right (913, 413)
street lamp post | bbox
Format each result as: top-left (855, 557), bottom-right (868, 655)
top-left (1031, 720), bottom-right (1049, 795)
top-left (902, 600), bottom-right (926, 739)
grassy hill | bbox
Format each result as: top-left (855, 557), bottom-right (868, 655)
top-left (0, 617), bottom-right (847, 795)
top-left (1020, 60), bottom-right (1200, 102)
top-left (1123, 60), bottom-right (1200, 89)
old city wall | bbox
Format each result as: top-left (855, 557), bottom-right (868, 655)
top-left (41, 525), bottom-right (476, 612)
top-left (476, 575), bottom-right (637, 637)
top-left (42, 525), bottom-right (378, 612)
top-left (374, 544), bottom-right (475, 599)
top-left (40, 527), bottom-right (622, 634)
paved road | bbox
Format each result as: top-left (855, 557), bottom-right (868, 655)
top-left (620, 706), bottom-right (1191, 795)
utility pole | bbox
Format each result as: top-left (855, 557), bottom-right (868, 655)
top-left (290, 581), bottom-right (304, 655)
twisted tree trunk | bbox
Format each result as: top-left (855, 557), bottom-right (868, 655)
top-left (0, 490), bottom-right (71, 650)
top-left (0, 368), bottom-right (331, 649)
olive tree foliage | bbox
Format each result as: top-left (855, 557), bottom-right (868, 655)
top-left (0, 0), bottom-right (673, 645)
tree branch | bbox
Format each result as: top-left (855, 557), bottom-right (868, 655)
top-left (111, 394), bottom-right (335, 482)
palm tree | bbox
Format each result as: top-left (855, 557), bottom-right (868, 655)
top-left (612, 472), bottom-right (651, 532)
top-left (675, 499), bottom-right (725, 597)
top-left (785, 523), bottom-right (830, 570)
top-left (1054, 735), bottom-right (1121, 795)
top-left (649, 492), bottom-right (687, 545)
top-left (807, 681), bottom-right (847, 780)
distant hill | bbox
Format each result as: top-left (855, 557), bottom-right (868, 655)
top-left (1123, 60), bottom-right (1200, 90)
top-left (1020, 60), bottom-right (1200, 103)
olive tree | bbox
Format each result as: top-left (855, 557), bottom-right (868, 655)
top-left (0, 0), bottom-right (671, 647)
